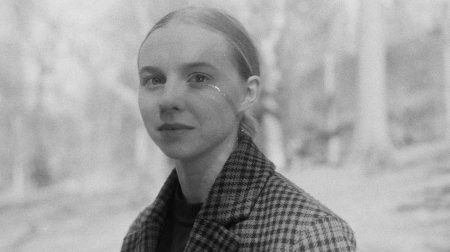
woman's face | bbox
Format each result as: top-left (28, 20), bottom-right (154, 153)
top-left (138, 22), bottom-right (245, 161)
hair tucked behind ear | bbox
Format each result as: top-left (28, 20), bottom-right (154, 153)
top-left (240, 111), bottom-right (258, 138)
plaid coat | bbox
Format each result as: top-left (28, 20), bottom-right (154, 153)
top-left (121, 133), bottom-right (356, 251)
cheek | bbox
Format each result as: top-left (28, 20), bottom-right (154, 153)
top-left (190, 95), bottom-right (237, 129)
top-left (218, 80), bottom-right (245, 112)
top-left (138, 92), bottom-right (158, 123)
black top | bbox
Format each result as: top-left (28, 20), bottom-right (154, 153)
top-left (156, 184), bottom-right (202, 252)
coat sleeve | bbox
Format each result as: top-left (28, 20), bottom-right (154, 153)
top-left (296, 216), bottom-right (356, 252)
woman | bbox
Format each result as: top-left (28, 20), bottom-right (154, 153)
top-left (122, 7), bottom-right (356, 252)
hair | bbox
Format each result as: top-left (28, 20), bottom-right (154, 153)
top-left (140, 7), bottom-right (260, 138)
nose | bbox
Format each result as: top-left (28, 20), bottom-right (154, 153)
top-left (158, 77), bottom-right (184, 114)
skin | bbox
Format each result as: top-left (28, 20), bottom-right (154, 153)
top-left (138, 22), bottom-right (260, 203)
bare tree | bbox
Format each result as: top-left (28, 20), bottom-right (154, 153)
top-left (259, 0), bottom-right (288, 169)
top-left (443, 0), bottom-right (450, 139)
top-left (2, 0), bottom-right (40, 196)
top-left (324, 1), bottom-right (347, 164)
top-left (348, 0), bottom-right (393, 165)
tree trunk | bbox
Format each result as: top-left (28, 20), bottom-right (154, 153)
top-left (1, 0), bottom-right (29, 197)
top-left (324, 2), bottom-right (346, 165)
top-left (260, 0), bottom-right (287, 169)
top-left (10, 115), bottom-right (29, 197)
top-left (324, 52), bottom-right (340, 164)
top-left (443, 1), bottom-right (450, 139)
top-left (29, 78), bottom-right (51, 188)
top-left (348, 0), bottom-right (392, 165)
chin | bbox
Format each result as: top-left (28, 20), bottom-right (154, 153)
top-left (151, 129), bottom-right (236, 162)
top-left (157, 141), bottom-right (203, 161)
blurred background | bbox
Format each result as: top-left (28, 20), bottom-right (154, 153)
top-left (1, 0), bottom-right (450, 251)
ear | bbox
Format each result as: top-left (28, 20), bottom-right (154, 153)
top-left (238, 75), bottom-right (260, 112)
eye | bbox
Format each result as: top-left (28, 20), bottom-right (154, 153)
top-left (187, 73), bottom-right (211, 84)
top-left (142, 75), bottom-right (165, 87)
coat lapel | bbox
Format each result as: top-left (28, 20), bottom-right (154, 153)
top-left (186, 132), bottom-right (275, 251)
top-left (121, 170), bottom-right (179, 252)
top-left (185, 219), bottom-right (240, 251)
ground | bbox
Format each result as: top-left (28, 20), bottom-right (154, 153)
top-left (285, 162), bottom-right (450, 252)
top-left (1, 158), bottom-right (449, 252)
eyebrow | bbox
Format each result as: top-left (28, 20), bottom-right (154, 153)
top-left (139, 66), bottom-right (160, 75)
top-left (180, 62), bottom-right (218, 71)
top-left (139, 62), bottom-right (218, 75)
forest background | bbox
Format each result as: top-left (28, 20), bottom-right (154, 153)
top-left (1, 0), bottom-right (450, 251)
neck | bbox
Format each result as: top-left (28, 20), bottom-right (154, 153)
top-left (175, 130), bottom-right (239, 204)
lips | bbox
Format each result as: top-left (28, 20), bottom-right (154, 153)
top-left (157, 123), bottom-right (195, 131)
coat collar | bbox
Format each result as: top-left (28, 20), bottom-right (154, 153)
top-left (122, 171), bottom-right (179, 252)
top-left (196, 131), bottom-right (275, 224)
top-left (123, 132), bottom-right (275, 251)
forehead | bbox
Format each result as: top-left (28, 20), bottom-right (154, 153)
top-left (138, 23), bottom-right (233, 71)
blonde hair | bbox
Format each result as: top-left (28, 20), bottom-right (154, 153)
top-left (141, 7), bottom-right (260, 137)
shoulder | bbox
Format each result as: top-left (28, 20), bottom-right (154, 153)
top-left (120, 203), bottom-right (156, 252)
top-left (125, 169), bottom-right (178, 235)
top-left (297, 214), bottom-right (356, 251)
top-left (260, 172), bottom-right (336, 219)
top-left (252, 171), bottom-right (357, 251)
top-left (126, 202), bottom-right (155, 234)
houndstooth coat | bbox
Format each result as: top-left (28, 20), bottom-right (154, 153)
top-left (121, 132), bottom-right (356, 251)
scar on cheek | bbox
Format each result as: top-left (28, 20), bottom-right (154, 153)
top-left (201, 83), bottom-right (239, 115)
